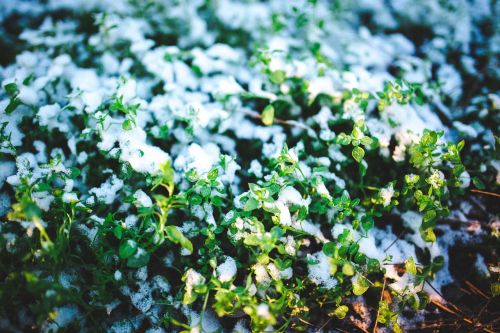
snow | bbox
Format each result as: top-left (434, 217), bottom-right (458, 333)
top-left (402, 211), bottom-right (422, 232)
top-left (282, 235), bottom-right (296, 256)
top-left (316, 181), bottom-right (332, 199)
top-left (71, 68), bottom-right (100, 91)
top-left (308, 251), bottom-right (337, 289)
top-left (276, 202), bottom-right (292, 226)
top-left (186, 309), bottom-right (221, 333)
top-left (122, 281), bottom-right (153, 313)
top-left (0, 0), bottom-right (495, 329)
top-left (308, 76), bottom-right (338, 100)
top-left (133, 190), bottom-right (153, 207)
top-left (216, 256), bottom-right (237, 282)
top-left (152, 275), bottom-right (170, 293)
top-left (380, 184), bottom-right (394, 207)
top-left (0, 161), bottom-right (16, 189)
top-left (267, 263), bottom-right (280, 281)
top-left (38, 104), bottom-right (63, 131)
top-left (184, 269), bottom-right (205, 301)
top-left (41, 305), bottom-right (79, 333)
top-left (475, 254), bottom-right (490, 277)
top-left (267, 263), bottom-right (292, 280)
top-left (275, 186), bottom-right (309, 226)
top-left (292, 220), bottom-right (327, 242)
top-left (256, 303), bottom-right (272, 319)
top-left (0, 193), bottom-right (11, 217)
top-left (453, 121), bottom-right (478, 138)
top-left (174, 143), bottom-right (220, 174)
top-left (427, 170), bottom-right (446, 189)
top-left (117, 78), bottom-right (137, 103)
top-left (99, 126), bottom-right (171, 175)
top-left (206, 43), bottom-right (241, 62)
top-left (458, 171), bottom-right (471, 188)
top-left (135, 266), bottom-right (148, 281)
top-left (31, 191), bottom-right (54, 211)
top-left (62, 192), bottom-right (78, 203)
top-left (18, 86), bottom-right (38, 105)
top-left (438, 64), bottom-right (462, 100)
top-left (77, 152), bottom-right (88, 164)
top-left (233, 320), bottom-right (250, 333)
top-left (253, 263), bottom-right (271, 285)
top-left (204, 75), bottom-right (243, 95)
top-left (109, 320), bottom-right (134, 333)
top-left (88, 175), bottom-right (124, 205)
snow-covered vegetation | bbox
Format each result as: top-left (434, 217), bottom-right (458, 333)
top-left (0, 0), bottom-right (499, 332)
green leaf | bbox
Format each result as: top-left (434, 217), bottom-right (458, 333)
top-left (261, 104), bottom-right (275, 126)
top-left (421, 227), bottom-right (436, 242)
top-left (243, 234), bottom-right (260, 246)
top-left (189, 194), bottom-right (202, 205)
top-left (270, 226), bottom-right (284, 239)
top-left (472, 177), bottom-right (485, 190)
top-left (421, 130), bottom-right (437, 146)
top-left (68, 167), bottom-right (81, 179)
top-left (423, 210), bottom-right (436, 224)
top-left (359, 161), bottom-right (367, 177)
top-left (211, 195), bottom-right (223, 206)
top-left (165, 225), bottom-right (184, 242)
top-left (352, 146), bottom-right (365, 163)
top-left (126, 248), bottom-right (150, 268)
top-left (207, 168), bottom-right (219, 181)
top-left (180, 236), bottom-right (194, 254)
top-left (119, 239), bottom-right (138, 259)
top-left (431, 256), bottom-right (445, 273)
top-left (351, 127), bottom-right (363, 139)
top-left (122, 119), bottom-right (133, 130)
top-left (243, 197), bottom-right (260, 211)
top-left (342, 263), bottom-right (355, 276)
top-left (200, 186), bottom-right (211, 197)
top-left (165, 226), bottom-right (193, 253)
top-left (322, 242), bottom-right (336, 257)
top-left (23, 74), bottom-right (35, 86)
top-left (360, 136), bottom-right (373, 146)
top-left (352, 274), bottom-right (369, 295)
top-left (274, 258), bottom-right (292, 270)
top-left (491, 283), bottom-right (500, 297)
top-left (114, 226), bottom-right (123, 240)
top-left (405, 257), bottom-right (417, 275)
top-left (269, 70), bottom-right (286, 84)
top-left (35, 182), bottom-right (52, 192)
top-left (5, 98), bottom-right (21, 114)
top-left (337, 133), bottom-right (351, 145)
top-left (4, 82), bottom-right (18, 96)
top-left (331, 305), bottom-right (349, 319)
top-left (367, 258), bottom-right (380, 273)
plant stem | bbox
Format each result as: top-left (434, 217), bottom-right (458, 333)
top-left (373, 276), bottom-right (387, 333)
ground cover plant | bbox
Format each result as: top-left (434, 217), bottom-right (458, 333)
top-left (0, 0), bottom-right (499, 332)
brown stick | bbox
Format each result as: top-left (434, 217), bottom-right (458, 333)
top-left (430, 300), bottom-right (495, 333)
top-left (472, 299), bottom-right (491, 328)
top-left (316, 317), bottom-right (333, 333)
top-left (465, 280), bottom-right (490, 300)
top-left (470, 189), bottom-right (500, 198)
